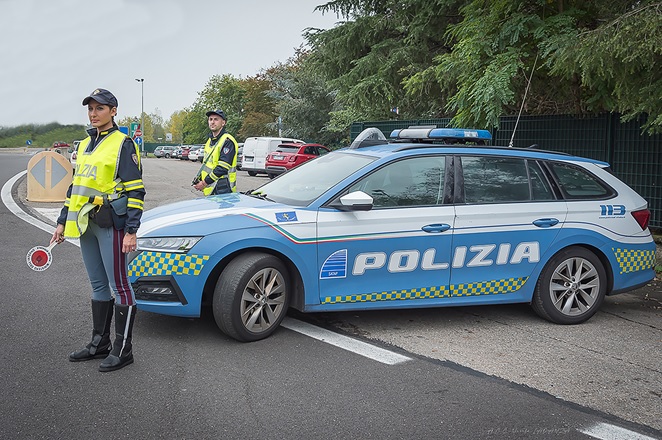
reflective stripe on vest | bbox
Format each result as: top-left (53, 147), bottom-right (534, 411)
top-left (63, 130), bottom-right (126, 237)
top-left (201, 133), bottom-right (239, 195)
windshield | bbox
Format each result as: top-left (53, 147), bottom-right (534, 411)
top-left (254, 152), bottom-right (376, 206)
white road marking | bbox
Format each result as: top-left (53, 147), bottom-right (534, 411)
top-left (2, 171), bottom-right (78, 247)
top-left (2, 171), bottom-right (54, 234)
top-left (282, 317), bottom-right (411, 365)
top-left (5, 171), bottom-right (411, 365)
top-left (579, 422), bottom-right (658, 440)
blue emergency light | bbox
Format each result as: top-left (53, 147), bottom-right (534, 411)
top-left (390, 127), bottom-right (492, 142)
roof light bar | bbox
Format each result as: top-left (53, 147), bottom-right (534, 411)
top-left (390, 127), bottom-right (492, 142)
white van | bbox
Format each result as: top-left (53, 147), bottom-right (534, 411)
top-left (241, 136), bottom-right (304, 176)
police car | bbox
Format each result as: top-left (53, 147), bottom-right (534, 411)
top-left (129, 127), bottom-right (657, 342)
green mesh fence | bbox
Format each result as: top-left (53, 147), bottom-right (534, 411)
top-left (350, 114), bottom-right (662, 229)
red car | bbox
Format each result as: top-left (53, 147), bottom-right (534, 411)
top-left (179, 146), bottom-right (191, 160)
top-left (265, 143), bottom-right (330, 178)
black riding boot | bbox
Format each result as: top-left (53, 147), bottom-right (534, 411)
top-left (69, 299), bottom-right (114, 362)
top-left (99, 304), bottom-right (136, 372)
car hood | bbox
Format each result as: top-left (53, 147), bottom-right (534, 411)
top-left (138, 193), bottom-right (301, 237)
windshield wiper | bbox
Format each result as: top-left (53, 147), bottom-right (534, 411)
top-left (246, 190), bottom-right (272, 201)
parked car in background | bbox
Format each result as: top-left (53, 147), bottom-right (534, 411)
top-left (172, 147), bottom-right (182, 159)
top-left (128, 126), bottom-right (658, 342)
top-left (188, 146), bottom-right (203, 162)
top-left (236, 143), bottom-right (244, 170)
top-left (179, 146), bottom-right (191, 160)
top-left (265, 143), bottom-right (330, 178)
top-left (154, 145), bottom-right (176, 158)
top-left (241, 136), bottom-right (304, 176)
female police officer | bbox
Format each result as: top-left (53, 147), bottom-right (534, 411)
top-left (51, 88), bottom-right (145, 372)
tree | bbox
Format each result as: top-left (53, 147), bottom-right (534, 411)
top-left (265, 49), bottom-right (343, 146)
top-left (308, 0), bottom-right (463, 128)
top-left (165, 110), bottom-right (189, 144)
top-left (544, 1), bottom-right (662, 132)
top-left (237, 74), bottom-right (279, 139)
top-left (184, 74), bottom-right (246, 144)
top-left (309, 0), bottom-right (662, 133)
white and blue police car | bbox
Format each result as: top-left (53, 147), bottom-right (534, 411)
top-left (129, 127), bottom-right (657, 342)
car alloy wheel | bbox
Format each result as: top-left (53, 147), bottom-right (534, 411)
top-left (213, 252), bottom-right (290, 342)
top-left (532, 246), bottom-right (607, 324)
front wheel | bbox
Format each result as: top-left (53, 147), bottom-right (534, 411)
top-left (532, 246), bottom-right (607, 324)
top-left (247, 171), bottom-right (257, 177)
top-left (213, 252), bottom-right (291, 342)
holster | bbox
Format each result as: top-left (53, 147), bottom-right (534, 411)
top-left (93, 203), bottom-right (114, 228)
top-left (109, 196), bottom-right (128, 230)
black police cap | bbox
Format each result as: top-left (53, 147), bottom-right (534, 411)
top-left (82, 88), bottom-right (118, 107)
top-left (205, 109), bottom-right (227, 120)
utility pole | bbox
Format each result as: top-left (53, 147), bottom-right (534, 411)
top-left (135, 78), bottom-right (144, 156)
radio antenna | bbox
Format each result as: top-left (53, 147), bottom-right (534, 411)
top-left (509, 53), bottom-right (539, 147)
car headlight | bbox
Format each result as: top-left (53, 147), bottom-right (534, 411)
top-left (137, 237), bottom-right (202, 253)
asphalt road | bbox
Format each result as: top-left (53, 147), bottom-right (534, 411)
top-left (2, 150), bottom-right (661, 439)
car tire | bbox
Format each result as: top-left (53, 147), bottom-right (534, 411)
top-left (267, 173), bottom-right (276, 179)
top-left (247, 171), bottom-right (257, 177)
top-left (165, 153), bottom-right (170, 158)
top-left (213, 252), bottom-right (291, 342)
top-left (531, 246), bottom-right (607, 324)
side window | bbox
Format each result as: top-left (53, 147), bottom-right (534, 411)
top-left (548, 162), bottom-right (613, 199)
top-left (462, 156), bottom-right (533, 203)
top-left (348, 156), bottom-right (446, 208)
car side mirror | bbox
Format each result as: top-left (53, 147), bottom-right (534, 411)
top-left (330, 191), bottom-right (374, 211)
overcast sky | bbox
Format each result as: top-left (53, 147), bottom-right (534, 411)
top-left (0, 0), bottom-right (340, 127)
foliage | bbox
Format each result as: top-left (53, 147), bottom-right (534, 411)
top-left (310, 0), bottom-right (662, 134)
top-left (0, 123), bottom-right (86, 148)
top-left (543, 1), bottom-right (662, 132)
top-left (309, 0), bottom-right (463, 125)
top-left (184, 74), bottom-right (246, 144)
top-left (237, 75), bottom-right (279, 139)
top-left (165, 110), bottom-right (190, 144)
top-left (264, 50), bottom-right (344, 147)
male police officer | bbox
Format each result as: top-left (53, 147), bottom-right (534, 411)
top-left (193, 109), bottom-right (239, 195)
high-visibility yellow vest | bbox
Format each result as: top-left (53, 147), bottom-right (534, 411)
top-left (200, 133), bottom-right (238, 195)
top-left (63, 130), bottom-right (138, 237)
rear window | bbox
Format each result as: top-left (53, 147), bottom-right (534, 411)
top-left (548, 162), bottom-right (614, 199)
top-left (275, 145), bottom-right (301, 153)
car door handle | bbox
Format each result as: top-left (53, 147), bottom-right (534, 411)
top-left (422, 223), bottom-right (451, 233)
top-left (533, 218), bottom-right (559, 228)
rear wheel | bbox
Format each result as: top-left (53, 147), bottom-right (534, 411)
top-left (532, 246), bottom-right (607, 324)
top-left (247, 171), bottom-right (257, 177)
top-left (213, 252), bottom-right (290, 342)
top-left (267, 173), bottom-right (276, 179)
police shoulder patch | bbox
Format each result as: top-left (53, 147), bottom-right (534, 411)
top-left (223, 146), bottom-right (230, 154)
top-left (132, 154), bottom-right (138, 165)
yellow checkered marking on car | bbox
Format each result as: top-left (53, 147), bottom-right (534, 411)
top-left (613, 248), bottom-right (656, 274)
top-left (128, 252), bottom-right (209, 277)
top-left (322, 277), bottom-right (527, 304)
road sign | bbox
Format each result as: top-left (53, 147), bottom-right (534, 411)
top-left (135, 137), bottom-right (143, 146)
top-left (130, 122), bottom-right (139, 137)
top-left (119, 125), bottom-right (129, 135)
top-left (134, 129), bottom-right (142, 138)
top-left (26, 140), bottom-right (32, 145)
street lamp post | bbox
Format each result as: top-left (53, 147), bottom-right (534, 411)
top-left (135, 78), bottom-right (144, 156)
